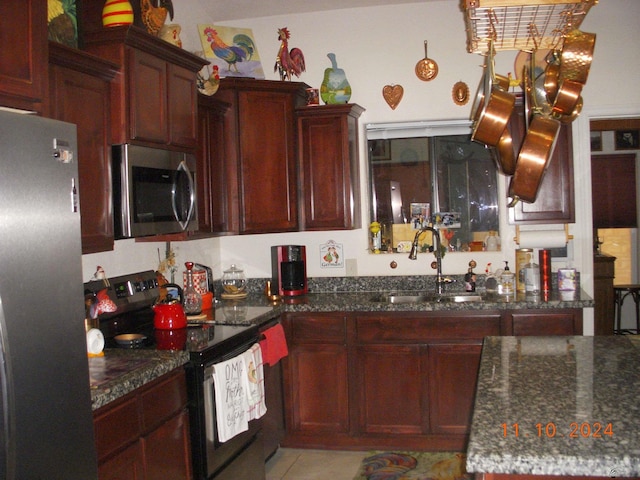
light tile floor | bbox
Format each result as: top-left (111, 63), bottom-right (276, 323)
top-left (266, 448), bottom-right (366, 480)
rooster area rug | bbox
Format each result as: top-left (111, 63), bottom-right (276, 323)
top-left (353, 451), bottom-right (472, 480)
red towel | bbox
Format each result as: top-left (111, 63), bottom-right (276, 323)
top-left (259, 323), bottom-right (288, 366)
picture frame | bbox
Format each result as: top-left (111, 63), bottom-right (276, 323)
top-left (370, 139), bottom-right (391, 161)
top-left (615, 129), bottom-right (639, 150)
top-left (198, 25), bottom-right (265, 79)
top-left (47, 0), bottom-right (78, 48)
top-left (590, 131), bottom-right (602, 151)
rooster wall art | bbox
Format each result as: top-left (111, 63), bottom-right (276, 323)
top-left (274, 27), bottom-right (305, 81)
top-left (202, 27), bottom-right (258, 75)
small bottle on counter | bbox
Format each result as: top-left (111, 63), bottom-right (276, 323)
top-left (524, 258), bottom-right (540, 294)
top-left (539, 249), bottom-right (552, 293)
top-left (465, 260), bottom-right (477, 292)
top-left (183, 262), bottom-right (202, 315)
top-left (500, 261), bottom-right (515, 295)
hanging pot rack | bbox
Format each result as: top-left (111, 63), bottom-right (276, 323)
top-left (462, 0), bottom-right (598, 54)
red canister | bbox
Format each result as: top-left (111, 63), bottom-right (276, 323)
top-left (539, 249), bottom-right (552, 293)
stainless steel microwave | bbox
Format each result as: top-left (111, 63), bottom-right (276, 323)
top-left (112, 144), bottom-right (198, 239)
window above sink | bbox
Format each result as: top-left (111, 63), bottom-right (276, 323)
top-left (366, 120), bottom-right (501, 254)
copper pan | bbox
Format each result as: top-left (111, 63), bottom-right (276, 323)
top-left (544, 61), bottom-right (560, 104)
top-left (492, 126), bottom-right (516, 176)
top-left (472, 86), bottom-right (515, 146)
top-left (551, 79), bottom-right (583, 118)
top-left (559, 96), bottom-right (583, 124)
top-left (559, 29), bottom-right (596, 84)
top-left (508, 114), bottom-right (561, 204)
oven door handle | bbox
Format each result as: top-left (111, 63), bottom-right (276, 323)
top-left (203, 365), bottom-right (216, 444)
top-left (172, 160), bottom-right (195, 231)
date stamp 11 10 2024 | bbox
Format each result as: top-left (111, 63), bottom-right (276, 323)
top-left (501, 421), bottom-right (614, 439)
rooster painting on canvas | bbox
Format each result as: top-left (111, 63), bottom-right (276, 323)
top-left (198, 25), bottom-right (265, 79)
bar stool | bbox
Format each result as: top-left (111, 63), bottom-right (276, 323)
top-left (613, 285), bottom-right (640, 334)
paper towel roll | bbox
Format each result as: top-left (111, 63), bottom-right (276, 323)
top-left (518, 230), bottom-right (567, 248)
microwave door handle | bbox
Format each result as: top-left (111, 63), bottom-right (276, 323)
top-left (172, 160), bottom-right (195, 230)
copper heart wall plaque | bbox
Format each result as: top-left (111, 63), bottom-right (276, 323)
top-left (383, 84), bottom-right (403, 110)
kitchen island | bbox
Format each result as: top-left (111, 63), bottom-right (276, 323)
top-left (466, 336), bottom-right (640, 479)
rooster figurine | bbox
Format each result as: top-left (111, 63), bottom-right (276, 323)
top-left (203, 27), bottom-right (256, 74)
top-left (274, 27), bottom-right (305, 81)
top-left (140, 0), bottom-right (174, 36)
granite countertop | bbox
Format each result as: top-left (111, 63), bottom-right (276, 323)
top-left (89, 349), bottom-right (190, 411)
top-left (88, 278), bottom-right (593, 412)
top-left (466, 336), bottom-right (640, 477)
top-left (277, 289), bottom-right (593, 313)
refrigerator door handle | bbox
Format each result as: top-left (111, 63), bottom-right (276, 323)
top-left (0, 297), bottom-right (16, 480)
top-left (171, 160), bottom-right (195, 231)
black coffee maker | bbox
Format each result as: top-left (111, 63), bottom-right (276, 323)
top-left (271, 245), bottom-right (308, 296)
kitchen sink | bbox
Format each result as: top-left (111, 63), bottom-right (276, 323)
top-left (371, 293), bottom-right (483, 304)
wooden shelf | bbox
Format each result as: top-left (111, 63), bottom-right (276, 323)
top-left (462, 0), bottom-right (598, 53)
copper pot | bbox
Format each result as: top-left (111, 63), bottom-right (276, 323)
top-left (494, 127), bottom-right (516, 176)
top-left (551, 78), bottom-right (583, 118)
top-left (472, 85), bottom-right (515, 147)
top-left (559, 29), bottom-right (596, 85)
top-left (509, 114), bottom-right (561, 204)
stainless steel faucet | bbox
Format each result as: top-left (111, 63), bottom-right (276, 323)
top-left (409, 226), bottom-right (445, 294)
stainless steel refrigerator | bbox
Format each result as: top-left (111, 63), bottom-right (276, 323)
top-left (0, 110), bottom-right (98, 478)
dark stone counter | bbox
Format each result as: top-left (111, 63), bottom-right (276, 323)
top-left (466, 336), bottom-right (640, 477)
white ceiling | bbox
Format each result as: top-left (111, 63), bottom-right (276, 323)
top-left (195, 0), bottom-right (433, 22)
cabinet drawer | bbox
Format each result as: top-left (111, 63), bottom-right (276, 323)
top-left (94, 396), bottom-right (140, 461)
top-left (511, 310), bottom-right (582, 336)
top-left (286, 313), bottom-right (346, 343)
top-left (140, 370), bottom-right (188, 433)
top-left (355, 313), bottom-right (501, 343)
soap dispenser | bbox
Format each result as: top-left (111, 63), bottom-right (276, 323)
top-left (500, 261), bottom-right (515, 295)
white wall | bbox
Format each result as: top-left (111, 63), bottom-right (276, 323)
top-left (82, 0), bottom-right (640, 324)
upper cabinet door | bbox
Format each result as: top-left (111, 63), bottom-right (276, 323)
top-left (238, 89), bottom-right (299, 233)
top-left (297, 104), bottom-right (364, 231)
top-left (508, 96), bottom-right (575, 224)
top-left (129, 49), bottom-right (169, 145)
top-left (0, 1), bottom-right (47, 112)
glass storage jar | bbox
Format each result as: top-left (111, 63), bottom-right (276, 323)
top-left (222, 264), bottom-right (247, 295)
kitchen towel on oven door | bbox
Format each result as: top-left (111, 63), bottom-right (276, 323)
top-left (213, 355), bottom-right (250, 442)
top-left (241, 343), bottom-right (267, 421)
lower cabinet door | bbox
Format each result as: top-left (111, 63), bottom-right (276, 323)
top-left (356, 344), bottom-right (428, 435)
top-left (428, 343), bottom-right (483, 435)
top-left (142, 410), bottom-right (192, 480)
top-left (98, 442), bottom-right (145, 480)
top-left (286, 343), bottom-right (349, 434)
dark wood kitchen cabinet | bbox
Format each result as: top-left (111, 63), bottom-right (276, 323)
top-left (0, 1), bottom-right (47, 113)
top-left (82, 26), bottom-right (207, 150)
top-left (47, 42), bottom-right (118, 254)
top-left (508, 95), bottom-right (575, 224)
top-left (296, 104), bottom-right (365, 230)
top-left (215, 78), bottom-right (307, 234)
top-left (353, 312), bottom-right (500, 449)
top-left (94, 368), bottom-right (192, 480)
top-left (281, 313), bottom-right (350, 440)
top-left (593, 254), bottom-right (616, 335)
top-left (196, 94), bottom-right (236, 235)
top-left (508, 309), bottom-right (583, 336)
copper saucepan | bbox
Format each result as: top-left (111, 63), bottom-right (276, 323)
top-left (494, 126), bottom-right (516, 176)
top-left (551, 78), bottom-right (583, 118)
top-left (559, 29), bottom-right (596, 84)
top-left (508, 114), bottom-right (561, 204)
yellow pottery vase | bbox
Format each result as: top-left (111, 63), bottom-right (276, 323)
top-left (102, 0), bottom-right (134, 28)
